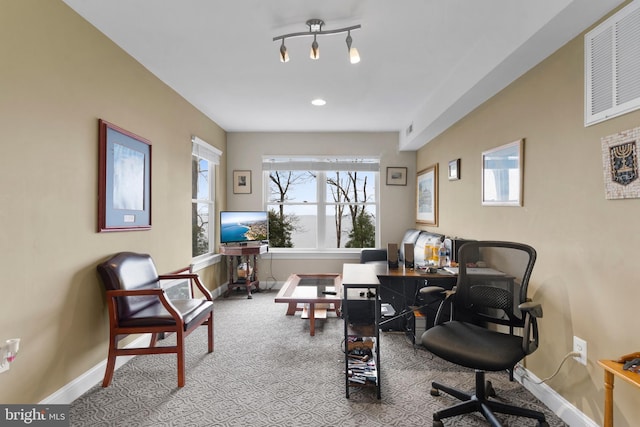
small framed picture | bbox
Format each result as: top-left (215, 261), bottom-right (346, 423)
top-left (448, 159), bottom-right (460, 181)
top-left (386, 167), bottom-right (407, 186)
top-left (233, 170), bottom-right (252, 194)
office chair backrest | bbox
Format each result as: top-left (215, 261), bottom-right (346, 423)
top-left (455, 241), bottom-right (536, 327)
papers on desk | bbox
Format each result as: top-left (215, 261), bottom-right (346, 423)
top-left (443, 267), bottom-right (506, 275)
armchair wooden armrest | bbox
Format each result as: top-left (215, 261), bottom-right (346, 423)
top-left (158, 273), bottom-right (213, 301)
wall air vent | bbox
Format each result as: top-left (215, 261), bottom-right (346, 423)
top-left (585, 1), bottom-right (640, 126)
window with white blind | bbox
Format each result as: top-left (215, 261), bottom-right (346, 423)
top-left (263, 156), bottom-right (380, 250)
top-left (192, 136), bottom-right (221, 259)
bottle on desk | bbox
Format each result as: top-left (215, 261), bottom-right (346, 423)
top-left (438, 241), bottom-right (450, 268)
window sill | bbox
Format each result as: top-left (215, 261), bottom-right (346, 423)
top-left (265, 249), bottom-right (361, 260)
top-left (191, 253), bottom-right (223, 272)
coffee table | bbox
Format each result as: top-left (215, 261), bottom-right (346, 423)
top-left (274, 273), bottom-right (342, 336)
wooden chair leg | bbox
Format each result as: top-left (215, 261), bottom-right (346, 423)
top-left (150, 332), bottom-right (159, 347)
top-left (177, 331), bottom-right (185, 387)
top-left (207, 315), bottom-right (214, 353)
top-left (102, 335), bottom-right (118, 387)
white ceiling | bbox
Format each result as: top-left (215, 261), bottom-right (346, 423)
top-left (62, 0), bottom-right (624, 151)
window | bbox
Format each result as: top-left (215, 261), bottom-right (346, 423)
top-left (192, 137), bottom-right (221, 259)
top-left (263, 156), bottom-right (379, 250)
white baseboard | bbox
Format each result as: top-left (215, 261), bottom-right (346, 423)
top-left (513, 364), bottom-right (598, 427)
top-left (40, 334), bottom-right (152, 405)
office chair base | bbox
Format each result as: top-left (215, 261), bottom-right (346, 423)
top-left (431, 371), bottom-right (548, 427)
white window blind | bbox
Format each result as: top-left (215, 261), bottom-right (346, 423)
top-left (192, 136), bottom-right (221, 164)
top-left (262, 156), bottom-right (380, 172)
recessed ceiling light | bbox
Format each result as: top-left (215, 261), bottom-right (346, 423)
top-left (311, 98), bottom-right (326, 106)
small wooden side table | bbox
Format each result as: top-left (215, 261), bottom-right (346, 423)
top-left (598, 359), bottom-right (640, 427)
top-left (220, 244), bottom-right (268, 299)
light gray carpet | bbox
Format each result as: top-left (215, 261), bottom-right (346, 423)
top-left (70, 289), bottom-right (567, 426)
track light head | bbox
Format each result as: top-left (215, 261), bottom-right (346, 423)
top-left (310, 35), bottom-right (319, 60)
top-left (279, 39), bottom-right (289, 63)
top-left (346, 31), bottom-right (360, 64)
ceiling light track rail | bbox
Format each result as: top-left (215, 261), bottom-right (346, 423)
top-left (273, 19), bottom-right (361, 64)
top-left (272, 25), bottom-right (361, 42)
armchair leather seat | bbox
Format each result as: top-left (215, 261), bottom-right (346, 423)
top-left (120, 299), bottom-right (213, 328)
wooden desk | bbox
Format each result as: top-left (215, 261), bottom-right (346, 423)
top-left (369, 263), bottom-right (457, 280)
top-left (220, 244), bottom-right (268, 298)
top-left (598, 359), bottom-right (640, 427)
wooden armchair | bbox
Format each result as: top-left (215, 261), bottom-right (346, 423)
top-left (97, 252), bottom-right (214, 387)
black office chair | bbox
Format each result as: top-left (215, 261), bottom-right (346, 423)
top-left (420, 241), bottom-right (547, 427)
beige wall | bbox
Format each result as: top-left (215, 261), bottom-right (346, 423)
top-left (416, 8), bottom-right (640, 426)
top-left (0, 0), bottom-right (226, 403)
top-left (226, 132), bottom-right (416, 281)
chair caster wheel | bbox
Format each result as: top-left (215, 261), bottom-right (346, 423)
top-left (537, 421), bottom-right (549, 427)
top-left (430, 388), bottom-right (440, 396)
top-left (432, 420), bottom-right (444, 427)
top-left (485, 380), bottom-right (496, 397)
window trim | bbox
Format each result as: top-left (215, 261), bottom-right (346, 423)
top-left (191, 136), bottom-right (222, 266)
top-left (263, 156), bottom-right (380, 251)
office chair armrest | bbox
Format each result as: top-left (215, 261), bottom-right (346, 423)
top-left (519, 301), bottom-right (543, 318)
top-left (519, 300), bottom-right (542, 354)
top-left (419, 286), bottom-right (447, 296)
top-left (420, 286), bottom-right (457, 325)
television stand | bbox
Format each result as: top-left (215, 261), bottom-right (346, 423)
top-left (220, 244), bottom-right (268, 299)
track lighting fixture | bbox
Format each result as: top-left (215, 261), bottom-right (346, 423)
top-left (279, 39), bottom-right (289, 63)
top-left (310, 34), bottom-right (319, 60)
top-left (346, 30), bottom-right (360, 64)
top-left (273, 19), bottom-right (361, 64)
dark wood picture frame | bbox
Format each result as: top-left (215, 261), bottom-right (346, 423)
top-left (98, 119), bottom-right (152, 232)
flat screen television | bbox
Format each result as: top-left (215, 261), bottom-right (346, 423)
top-left (220, 211), bottom-right (268, 245)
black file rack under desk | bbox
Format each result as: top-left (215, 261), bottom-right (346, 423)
top-left (343, 283), bottom-right (381, 399)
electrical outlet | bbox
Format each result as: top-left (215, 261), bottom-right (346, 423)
top-left (573, 336), bottom-right (587, 366)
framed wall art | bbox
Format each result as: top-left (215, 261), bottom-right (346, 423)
top-left (98, 119), bottom-right (152, 232)
top-left (448, 159), bottom-right (460, 181)
top-left (601, 126), bottom-right (640, 199)
top-left (233, 170), bottom-right (252, 194)
top-left (482, 139), bottom-right (523, 206)
top-left (386, 167), bottom-right (407, 186)
top-left (416, 164), bottom-right (438, 225)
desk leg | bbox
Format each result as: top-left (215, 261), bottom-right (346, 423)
top-left (603, 369), bottom-right (614, 427)
top-left (286, 302), bottom-right (297, 315)
top-left (224, 256), bottom-right (234, 298)
top-left (253, 254), bottom-right (260, 293)
top-left (309, 302), bottom-right (315, 336)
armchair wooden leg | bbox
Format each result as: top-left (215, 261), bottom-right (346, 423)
top-left (150, 333), bottom-right (159, 347)
top-left (207, 315), bottom-right (214, 353)
top-left (177, 331), bottom-right (186, 388)
top-left (102, 336), bottom-right (118, 387)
